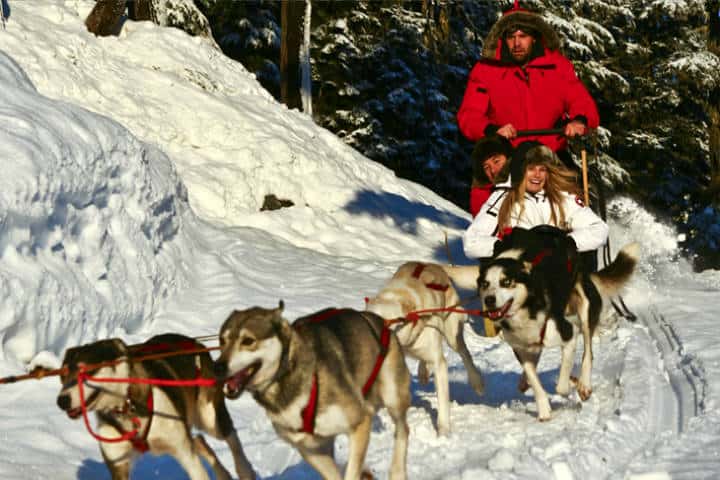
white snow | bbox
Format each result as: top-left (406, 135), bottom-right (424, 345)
top-left (1, 2), bottom-right (719, 479)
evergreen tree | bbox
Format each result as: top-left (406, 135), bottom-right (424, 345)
top-left (194, 0), bottom-right (720, 269)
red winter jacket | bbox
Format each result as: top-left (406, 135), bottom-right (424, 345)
top-left (470, 184), bottom-right (493, 218)
top-left (457, 50), bottom-right (599, 152)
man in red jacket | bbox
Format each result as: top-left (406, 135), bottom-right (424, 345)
top-left (458, 2), bottom-right (599, 162)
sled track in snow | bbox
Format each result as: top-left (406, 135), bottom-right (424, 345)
top-left (639, 307), bottom-right (706, 434)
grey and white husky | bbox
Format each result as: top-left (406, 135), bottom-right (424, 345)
top-left (365, 261), bottom-right (485, 436)
top-left (56, 334), bottom-right (255, 480)
top-left (214, 302), bottom-right (411, 480)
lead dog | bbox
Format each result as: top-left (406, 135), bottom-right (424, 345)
top-left (444, 242), bottom-right (639, 421)
top-left (56, 334), bottom-right (255, 480)
top-left (365, 261), bottom-right (484, 436)
top-left (214, 302), bottom-right (411, 480)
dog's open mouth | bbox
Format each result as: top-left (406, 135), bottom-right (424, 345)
top-left (485, 299), bottom-right (513, 320)
top-left (67, 407), bottom-right (83, 419)
top-left (62, 389), bottom-right (99, 419)
top-left (224, 361), bottom-right (261, 399)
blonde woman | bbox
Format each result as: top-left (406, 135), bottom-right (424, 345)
top-left (463, 142), bottom-right (607, 259)
top-left (462, 141), bottom-right (608, 340)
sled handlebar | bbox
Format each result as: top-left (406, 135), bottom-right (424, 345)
top-left (515, 128), bottom-right (566, 137)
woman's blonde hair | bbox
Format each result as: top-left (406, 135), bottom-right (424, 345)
top-left (497, 150), bottom-right (580, 229)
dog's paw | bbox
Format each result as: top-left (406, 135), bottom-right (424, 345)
top-left (417, 361), bottom-right (430, 385)
top-left (361, 468), bottom-right (375, 480)
top-left (468, 371), bottom-right (485, 395)
top-left (535, 396), bottom-right (552, 421)
top-left (569, 375), bottom-right (592, 400)
top-left (471, 380), bottom-right (485, 396)
top-left (577, 383), bottom-right (593, 401)
top-left (537, 407), bottom-right (552, 422)
top-left (517, 374), bottom-right (529, 393)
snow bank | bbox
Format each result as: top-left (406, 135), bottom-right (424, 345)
top-left (0, 52), bottom-right (190, 364)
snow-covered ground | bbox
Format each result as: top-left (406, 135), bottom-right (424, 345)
top-left (0, 2), bottom-right (718, 479)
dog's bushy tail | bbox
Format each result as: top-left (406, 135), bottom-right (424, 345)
top-left (439, 264), bottom-right (480, 291)
top-left (591, 243), bottom-right (640, 298)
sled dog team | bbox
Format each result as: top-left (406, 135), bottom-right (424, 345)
top-left (56, 236), bottom-right (639, 480)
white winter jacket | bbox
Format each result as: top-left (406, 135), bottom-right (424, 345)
top-left (462, 184), bottom-right (609, 259)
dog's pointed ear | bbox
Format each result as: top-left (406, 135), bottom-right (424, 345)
top-left (522, 261), bottom-right (534, 274)
top-left (271, 303), bottom-right (287, 327)
top-left (111, 338), bottom-right (129, 355)
top-left (271, 304), bottom-right (293, 339)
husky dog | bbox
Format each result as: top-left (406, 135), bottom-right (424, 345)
top-left (56, 334), bottom-right (255, 480)
top-left (474, 242), bottom-right (640, 420)
top-left (214, 302), bottom-right (411, 480)
top-left (442, 239), bottom-right (640, 421)
top-left (365, 261), bottom-right (484, 436)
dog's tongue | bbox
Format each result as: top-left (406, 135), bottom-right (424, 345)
top-left (226, 364), bottom-right (258, 395)
top-left (486, 299), bottom-right (513, 319)
top-left (67, 407), bottom-right (82, 419)
top-left (227, 370), bottom-right (250, 392)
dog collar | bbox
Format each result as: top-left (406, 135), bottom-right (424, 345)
top-left (113, 387), bottom-right (154, 453)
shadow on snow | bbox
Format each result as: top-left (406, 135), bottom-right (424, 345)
top-left (343, 189), bottom-right (473, 263)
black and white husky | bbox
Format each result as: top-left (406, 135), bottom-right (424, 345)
top-left (444, 242), bottom-right (639, 421)
top-left (56, 334), bottom-right (255, 480)
top-left (214, 302), bottom-right (411, 480)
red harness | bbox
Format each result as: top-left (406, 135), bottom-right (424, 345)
top-left (534, 319), bottom-right (549, 347)
top-left (301, 372), bottom-right (319, 435)
top-left (119, 391), bottom-right (154, 453)
top-left (77, 367), bottom-right (154, 452)
top-left (411, 263), bottom-right (449, 292)
top-left (297, 309), bottom-right (391, 434)
top-left (75, 340), bottom-right (216, 452)
top-left (531, 248), bottom-right (573, 273)
top-left (529, 249), bottom-right (568, 346)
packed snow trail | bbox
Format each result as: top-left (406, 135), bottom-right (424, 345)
top-left (641, 309), bottom-right (706, 433)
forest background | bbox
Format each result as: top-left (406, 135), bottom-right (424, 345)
top-left (86, 0), bottom-right (720, 270)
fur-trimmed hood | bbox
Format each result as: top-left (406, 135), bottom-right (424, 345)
top-left (494, 141), bottom-right (561, 186)
top-left (482, 7), bottom-right (562, 60)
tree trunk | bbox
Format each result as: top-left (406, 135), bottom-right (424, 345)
top-left (707, 0), bottom-right (720, 204)
top-left (281, 0), bottom-right (303, 110)
top-left (422, 0), bottom-right (434, 51)
top-left (85, 0), bottom-right (127, 37)
top-left (128, 0), bottom-right (155, 22)
top-left (300, 0), bottom-right (313, 116)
